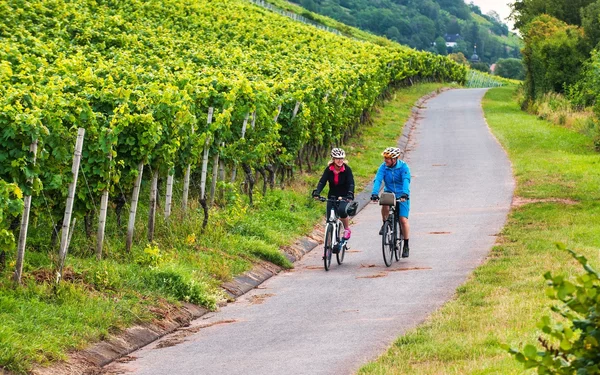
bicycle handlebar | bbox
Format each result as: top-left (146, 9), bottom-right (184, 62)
top-left (314, 196), bottom-right (351, 203)
top-left (371, 196), bottom-right (410, 202)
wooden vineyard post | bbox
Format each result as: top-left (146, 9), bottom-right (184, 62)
top-left (209, 149), bottom-right (219, 206)
top-left (199, 107), bottom-right (213, 229)
top-left (126, 162), bottom-right (144, 252)
top-left (231, 112), bottom-right (250, 183)
top-left (165, 169), bottom-right (174, 219)
top-left (147, 168), bottom-right (159, 242)
top-left (13, 140), bottom-right (38, 284)
top-left (292, 101), bottom-right (301, 118)
top-left (218, 143), bottom-right (226, 182)
top-left (182, 125), bottom-right (194, 214)
top-left (273, 104), bottom-right (282, 123)
top-left (96, 149), bottom-right (112, 260)
top-left (57, 128), bottom-right (85, 284)
top-left (66, 218), bottom-right (76, 253)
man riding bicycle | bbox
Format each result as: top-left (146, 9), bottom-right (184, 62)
top-left (312, 148), bottom-right (355, 240)
top-left (370, 147), bottom-right (411, 258)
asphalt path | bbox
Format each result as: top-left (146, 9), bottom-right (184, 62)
top-left (104, 88), bottom-right (514, 375)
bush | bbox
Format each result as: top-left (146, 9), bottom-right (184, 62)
top-left (509, 246), bottom-right (600, 374)
top-left (588, 117), bottom-right (600, 151)
top-left (0, 181), bottom-right (23, 253)
top-left (470, 61), bottom-right (490, 73)
top-left (521, 15), bottom-right (586, 102)
top-left (566, 49), bottom-right (600, 109)
top-left (495, 58), bottom-right (525, 80)
top-left (145, 270), bottom-right (217, 309)
top-left (134, 243), bottom-right (164, 268)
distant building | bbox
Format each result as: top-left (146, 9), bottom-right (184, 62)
top-left (470, 44), bottom-right (480, 62)
top-left (443, 33), bottom-right (460, 47)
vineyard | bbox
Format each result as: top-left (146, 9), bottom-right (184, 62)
top-left (0, 0), bottom-right (473, 371)
top-left (0, 0), bottom-right (467, 272)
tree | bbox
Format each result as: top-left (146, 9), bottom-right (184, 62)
top-left (453, 40), bottom-right (469, 56)
top-left (486, 10), bottom-right (502, 23)
top-left (410, 15), bottom-right (436, 49)
top-left (581, 0), bottom-right (600, 49)
top-left (435, 36), bottom-right (448, 55)
top-left (468, 2), bottom-right (482, 15)
top-left (521, 14), bottom-right (586, 101)
top-left (385, 26), bottom-right (401, 41)
top-left (567, 49), bottom-right (600, 109)
top-left (467, 22), bottom-right (480, 48)
top-left (446, 18), bottom-right (461, 34)
top-left (470, 61), bottom-right (490, 73)
top-left (494, 58), bottom-right (525, 79)
top-left (300, 0), bottom-right (318, 13)
top-left (448, 52), bottom-right (469, 65)
top-left (418, 0), bottom-right (440, 20)
top-left (510, 0), bottom-right (597, 29)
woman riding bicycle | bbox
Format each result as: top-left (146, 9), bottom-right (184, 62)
top-left (312, 148), bottom-right (355, 240)
top-left (370, 147), bottom-right (411, 257)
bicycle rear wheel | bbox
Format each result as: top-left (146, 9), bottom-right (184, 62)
top-left (381, 220), bottom-right (394, 267)
top-left (324, 224), bottom-right (333, 271)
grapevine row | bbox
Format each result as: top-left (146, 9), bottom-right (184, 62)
top-left (0, 0), bottom-right (466, 271)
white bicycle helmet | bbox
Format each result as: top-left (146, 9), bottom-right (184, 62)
top-left (331, 148), bottom-right (346, 159)
top-left (381, 147), bottom-right (401, 159)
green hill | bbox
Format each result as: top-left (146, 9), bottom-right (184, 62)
top-left (267, 0), bottom-right (523, 64)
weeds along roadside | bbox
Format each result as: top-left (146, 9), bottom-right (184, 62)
top-left (358, 85), bottom-right (600, 374)
top-left (514, 88), bottom-right (600, 148)
top-left (0, 82), bottom-right (453, 374)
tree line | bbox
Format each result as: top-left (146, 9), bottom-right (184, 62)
top-left (289, 0), bottom-right (522, 65)
top-left (512, 0), bottom-right (600, 140)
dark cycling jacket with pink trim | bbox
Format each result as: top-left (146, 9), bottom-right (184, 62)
top-left (372, 160), bottom-right (411, 197)
top-left (314, 164), bottom-right (355, 198)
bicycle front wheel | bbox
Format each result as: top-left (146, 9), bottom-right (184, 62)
top-left (382, 220), bottom-right (394, 267)
top-left (324, 224), bottom-right (333, 271)
top-left (394, 218), bottom-right (402, 262)
top-left (336, 240), bottom-right (346, 265)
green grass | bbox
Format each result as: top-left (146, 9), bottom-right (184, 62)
top-left (358, 86), bottom-right (600, 374)
top-left (0, 82), bottom-right (451, 374)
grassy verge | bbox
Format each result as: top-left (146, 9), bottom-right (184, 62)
top-left (0, 82), bottom-right (451, 374)
top-left (358, 85), bottom-right (600, 374)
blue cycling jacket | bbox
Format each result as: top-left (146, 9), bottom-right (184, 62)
top-left (371, 160), bottom-right (411, 197)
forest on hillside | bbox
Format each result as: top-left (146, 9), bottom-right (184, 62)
top-left (289, 0), bottom-right (522, 65)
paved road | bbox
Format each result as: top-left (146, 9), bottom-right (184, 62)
top-left (104, 88), bottom-right (514, 375)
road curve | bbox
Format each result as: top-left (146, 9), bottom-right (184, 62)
top-left (104, 88), bottom-right (514, 375)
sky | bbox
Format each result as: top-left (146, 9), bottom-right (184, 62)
top-left (466, 0), bottom-right (516, 31)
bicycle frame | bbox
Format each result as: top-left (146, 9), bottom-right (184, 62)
top-left (389, 202), bottom-right (404, 249)
top-left (317, 197), bottom-right (348, 270)
top-left (381, 198), bottom-right (404, 266)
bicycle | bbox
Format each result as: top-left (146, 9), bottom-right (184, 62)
top-left (378, 192), bottom-right (406, 267)
top-left (316, 197), bottom-right (349, 271)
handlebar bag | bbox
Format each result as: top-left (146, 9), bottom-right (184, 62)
top-left (379, 192), bottom-right (396, 206)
